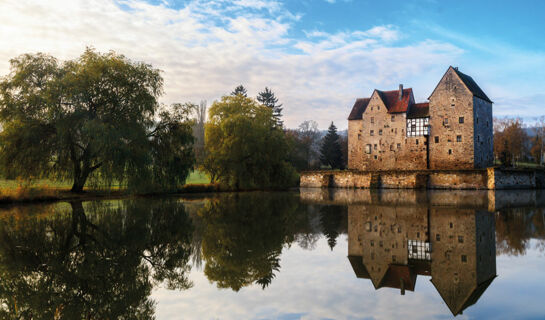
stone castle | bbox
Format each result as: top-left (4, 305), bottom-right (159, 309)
top-left (348, 66), bottom-right (493, 171)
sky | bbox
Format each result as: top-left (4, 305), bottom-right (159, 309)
top-left (1, 0), bottom-right (544, 130)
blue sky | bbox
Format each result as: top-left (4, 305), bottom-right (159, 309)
top-left (0, 0), bottom-right (544, 129)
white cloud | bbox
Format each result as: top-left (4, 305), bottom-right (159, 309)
top-left (0, 0), bottom-right (461, 129)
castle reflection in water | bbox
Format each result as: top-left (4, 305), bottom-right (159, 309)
top-left (300, 188), bottom-right (545, 316)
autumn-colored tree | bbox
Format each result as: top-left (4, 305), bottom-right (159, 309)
top-left (493, 117), bottom-right (528, 167)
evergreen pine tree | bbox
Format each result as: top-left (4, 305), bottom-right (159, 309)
top-left (231, 85), bottom-right (247, 97)
top-left (319, 122), bottom-right (343, 169)
top-left (257, 87), bottom-right (283, 127)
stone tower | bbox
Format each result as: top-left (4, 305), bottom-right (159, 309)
top-left (428, 67), bottom-right (494, 169)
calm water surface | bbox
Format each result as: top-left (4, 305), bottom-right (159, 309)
top-left (0, 189), bottom-right (544, 319)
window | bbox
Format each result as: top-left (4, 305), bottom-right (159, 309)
top-left (390, 144), bottom-right (394, 151)
top-left (395, 128), bottom-right (397, 134)
top-left (458, 236), bottom-right (464, 243)
top-left (392, 255), bottom-right (397, 262)
top-left (374, 144), bottom-right (377, 150)
top-left (371, 117), bottom-right (374, 124)
top-left (461, 255), bottom-right (467, 263)
top-left (416, 139), bottom-right (419, 145)
top-left (449, 222), bottom-right (453, 228)
top-left (436, 234), bottom-right (441, 241)
top-left (378, 106), bottom-right (380, 110)
top-left (435, 136), bottom-right (439, 143)
top-left (397, 143), bottom-right (401, 149)
top-left (457, 135), bottom-right (462, 142)
top-left (379, 129), bottom-right (383, 135)
top-left (459, 117), bottom-right (464, 123)
top-left (370, 130), bottom-right (374, 136)
top-left (391, 115), bottom-right (395, 122)
top-left (476, 117), bottom-right (479, 124)
top-left (365, 144), bottom-right (372, 154)
top-left (370, 240), bottom-right (374, 246)
top-left (444, 118), bottom-right (449, 125)
top-left (358, 133), bottom-right (362, 140)
top-left (374, 155), bottom-right (378, 160)
top-left (448, 149), bottom-right (452, 155)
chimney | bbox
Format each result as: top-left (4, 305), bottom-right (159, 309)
top-left (398, 84), bottom-right (403, 101)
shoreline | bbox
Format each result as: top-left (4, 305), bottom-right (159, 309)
top-left (0, 183), bottom-right (300, 206)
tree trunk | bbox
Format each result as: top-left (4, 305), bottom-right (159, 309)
top-left (71, 171), bottom-right (90, 193)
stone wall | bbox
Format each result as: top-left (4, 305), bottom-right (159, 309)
top-left (300, 168), bottom-right (545, 190)
top-left (428, 68), bottom-right (475, 169)
top-left (487, 168), bottom-right (536, 189)
top-left (473, 97), bottom-right (494, 168)
top-left (348, 90), bottom-right (428, 171)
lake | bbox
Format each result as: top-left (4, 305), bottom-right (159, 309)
top-left (0, 189), bottom-right (544, 319)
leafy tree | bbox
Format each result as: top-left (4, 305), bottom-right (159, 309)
top-left (257, 87), bottom-right (283, 127)
top-left (0, 199), bottom-right (194, 319)
top-left (202, 94), bottom-right (297, 189)
top-left (0, 48), bottom-right (194, 192)
top-left (319, 122), bottom-right (343, 169)
top-left (231, 84), bottom-right (247, 97)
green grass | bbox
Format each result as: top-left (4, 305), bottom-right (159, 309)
top-left (0, 179), bottom-right (71, 190)
top-left (185, 170), bottom-right (211, 184)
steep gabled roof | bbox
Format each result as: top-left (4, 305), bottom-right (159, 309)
top-left (407, 102), bottom-right (429, 119)
top-left (348, 98), bottom-right (371, 120)
top-left (431, 275), bottom-right (497, 316)
top-left (378, 264), bottom-right (417, 292)
top-left (348, 255), bottom-right (371, 279)
top-left (376, 88), bottom-right (413, 113)
top-left (453, 68), bottom-right (493, 103)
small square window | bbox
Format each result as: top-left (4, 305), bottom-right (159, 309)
top-left (374, 155), bottom-right (378, 160)
top-left (448, 149), bottom-right (452, 155)
top-left (374, 144), bottom-right (377, 150)
top-left (370, 130), bottom-right (374, 136)
top-left (436, 234), bottom-right (441, 241)
top-left (390, 144), bottom-right (394, 151)
top-left (461, 255), bottom-right (467, 262)
top-left (459, 117), bottom-right (464, 124)
top-left (435, 136), bottom-right (439, 143)
top-left (378, 106), bottom-right (380, 110)
top-left (370, 240), bottom-right (374, 246)
top-left (444, 118), bottom-right (449, 125)
top-left (458, 236), bottom-right (464, 243)
top-left (358, 133), bottom-right (362, 140)
top-left (397, 143), bottom-right (401, 149)
top-left (379, 129), bottom-right (383, 135)
top-left (449, 222), bottom-right (453, 228)
top-left (457, 135), bottom-right (462, 142)
top-left (365, 144), bottom-right (371, 154)
top-left (371, 117), bottom-right (374, 124)
top-left (416, 139), bottom-right (419, 145)
top-left (391, 115), bottom-right (395, 122)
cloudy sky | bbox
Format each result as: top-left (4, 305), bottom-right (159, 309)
top-left (1, 0), bottom-right (544, 129)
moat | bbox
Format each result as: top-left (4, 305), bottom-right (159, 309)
top-left (0, 190), bottom-right (544, 319)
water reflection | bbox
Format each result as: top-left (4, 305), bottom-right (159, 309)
top-left (347, 202), bottom-right (496, 316)
top-left (0, 200), bottom-right (194, 319)
top-left (0, 190), bottom-right (543, 319)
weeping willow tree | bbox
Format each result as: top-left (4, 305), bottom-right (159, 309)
top-left (0, 48), bottom-right (194, 192)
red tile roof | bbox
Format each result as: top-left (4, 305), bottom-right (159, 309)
top-left (377, 88), bottom-right (413, 113)
top-left (407, 102), bottom-right (429, 118)
top-left (347, 98), bottom-right (370, 120)
top-left (378, 264), bottom-right (417, 291)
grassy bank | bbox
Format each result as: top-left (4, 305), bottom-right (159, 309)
top-left (0, 170), bottom-right (214, 204)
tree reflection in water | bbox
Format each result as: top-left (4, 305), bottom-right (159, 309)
top-left (0, 190), bottom-right (544, 318)
top-left (199, 192), bottom-right (302, 291)
top-left (0, 200), bottom-right (194, 319)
